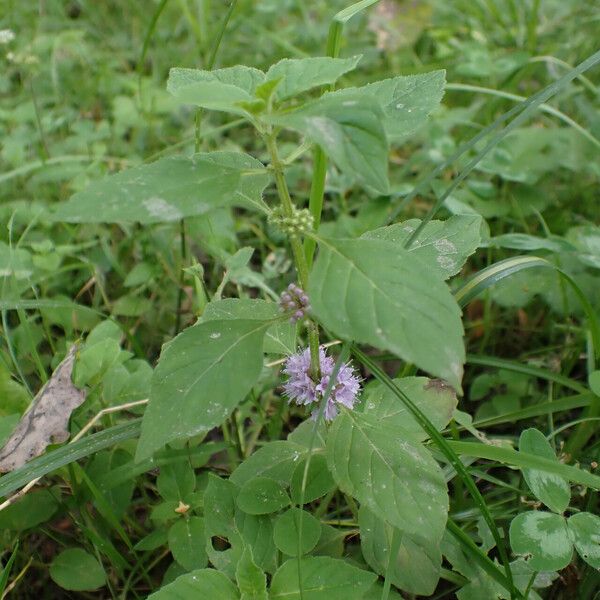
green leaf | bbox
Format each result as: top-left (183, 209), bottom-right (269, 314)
top-left (230, 441), bottom-right (307, 487)
top-left (567, 512), bottom-right (600, 568)
top-left (359, 506), bottom-right (441, 596)
top-left (236, 477), bottom-right (290, 515)
top-left (157, 462), bottom-right (196, 502)
top-left (168, 65), bottom-right (265, 115)
top-left (270, 556), bottom-right (377, 600)
top-left (509, 511), bottom-right (572, 571)
top-left (273, 508), bottom-right (321, 556)
top-left (147, 568), bottom-right (239, 599)
top-left (266, 56), bottom-right (361, 101)
top-left (290, 453), bottom-right (335, 504)
top-left (362, 215), bottom-right (482, 279)
top-left (270, 94), bottom-right (390, 193)
top-left (137, 319), bottom-right (272, 459)
top-left (589, 370), bottom-right (600, 396)
top-left (361, 376), bottom-right (457, 440)
top-left (52, 152), bottom-right (269, 223)
top-left (236, 547), bottom-right (268, 600)
top-left (326, 411), bottom-right (448, 539)
top-left (330, 70), bottom-right (446, 141)
top-left (309, 237), bottom-right (465, 388)
top-left (49, 548), bottom-right (106, 592)
top-left (519, 429), bottom-right (570, 514)
top-left (168, 517), bottom-right (208, 571)
top-left (0, 488), bottom-right (60, 531)
top-left (202, 298), bottom-right (295, 355)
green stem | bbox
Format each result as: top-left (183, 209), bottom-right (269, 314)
top-left (264, 133), bottom-right (320, 374)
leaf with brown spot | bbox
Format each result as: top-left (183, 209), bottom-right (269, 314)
top-left (0, 345), bottom-right (86, 473)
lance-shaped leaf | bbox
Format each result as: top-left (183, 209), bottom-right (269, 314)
top-left (136, 318), bottom-right (272, 459)
top-left (0, 345), bottom-right (86, 473)
top-left (330, 70), bottom-right (446, 141)
top-left (269, 94), bottom-right (390, 194)
top-left (362, 214), bottom-right (482, 279)
top-left (52, 152), bottom-right (269, 223)
top-left (326, 411), bottom-right (448, 540)
top-left (265, 56), bottom-right (361, 101)
top-left (309, 237), bottom-right (464, 389)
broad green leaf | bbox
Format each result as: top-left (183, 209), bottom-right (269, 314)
top-left (168, 517), bottom-right (208, 571)
top-left (202, 298), bottom-right (295, 355)
top-left (309, 237), bottom-right (464, 388)
top-left (362, 215), bottom-right (482, 279)
top-left (567, 512), bottom-right (600, 568)
top-left (137, 319), bottom-right (272, 459)
top-left (157, 461), bottom-right (196, 503)
top-left (273, 508), bottom-right (321, 556)
top-left (362, 376), bottom-right (457, 440)
top-left (359, 506), bottom-right (441, 595)
top-left (270, 94), bottom-right (390, 193)
top-left (509, 511), bottom-right (572, 571)
top-left (270, 556), bottom-right (377, 600)
top-left (330, 70), bottom-right (446, 141)
top-left (266, 56), bottom-right (361, 101)
top-left (52, 152), bottom-right (269, 223)
top-left (290, 453), bottom-right (335, 504)
top-left (0, 488), bottom-right (60, 530)
top-left (519, 428), bottom-right (570, 514)
top-left (234, 511), bottom-right (277, 574)
top-left (236, 547), bottom-right (268, 600)
top-left (168, 65), bottom-right (265, 115)
top-left (49, 548), bottom-right (106, 592)
top-left (326, 411), bottom-right (448, 539)
top-left (147, 569), bottom-right (239, 599)
top-left (230, 441), bottom-right (307, 487)
top-left (236, 477), bottom-right (290, 515)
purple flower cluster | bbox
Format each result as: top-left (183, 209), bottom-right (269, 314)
top-left (283, 347), bottom-right (361, 421)
top-left (279, 283), bottom-right (311, 323)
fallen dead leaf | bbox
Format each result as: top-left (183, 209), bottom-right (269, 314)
top-left (0, 345), bottom-right (86, 473)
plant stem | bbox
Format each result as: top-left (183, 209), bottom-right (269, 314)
top-left (264, 133), bottom-right (320, 374)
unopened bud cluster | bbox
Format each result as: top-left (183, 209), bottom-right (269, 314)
top-left (279, 283), bottom-right (311, 323)
top-left (268, 206), bottom-right (314, 238)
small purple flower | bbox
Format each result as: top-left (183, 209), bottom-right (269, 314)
top-left (279, 283), bottom-right (311, 323)
top-left (282, 347), bottom-right (361, 421)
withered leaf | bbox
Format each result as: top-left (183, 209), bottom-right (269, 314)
top-left (0, 345), bottom-right (86, 473)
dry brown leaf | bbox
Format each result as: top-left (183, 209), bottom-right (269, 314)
top-left (0, 345), bottom-right (86, 473)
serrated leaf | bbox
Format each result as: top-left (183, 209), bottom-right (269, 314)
top-left (326, 411), bottom-right (448, 539)
top-left (567, 512), bottom-right (600, 568)
top-left (147, 569), bottom-right (239, 599)
top-left (362, 215), bottom-right (482, 279)
top-left (168, 517), bottom-right (208, 571)
top-left (266, 56), bottom-right (361, 101)
top-left (309, 237), bottom-right (464, 389)
top-left (519, 429), bottom-right (570, 514)
top-left (362, 376), bottom-right (457, 440)
top-left (236, 477), bottom-right (290, 515)
top-left (330, 70), bottom-right (446, 141)
top-left (52, 152), bottom-right (269, 223)
top-left (202, 298), bottom-right (295, 355)
top-left (168, 65), bottom-right (265, 115)
top-left (270, 556), bottom-right (377, 600)
top-left (273, 508), bottom-right (321, 556)
top-left (137, 319), bottom-right (272, 459)
top-left (509, 511), bottom-right (572, 571)
top-left (359, 506), bottom-right (441, 596)
top-left (270, 94), bottom-right (389, 193)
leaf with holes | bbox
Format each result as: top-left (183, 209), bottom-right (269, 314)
top-left (137, 319), bottom-right (272, 460)
top-left (309, 237), bottom-right (464, 389)
top-left (326, 410), bottom-right (448, 539)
